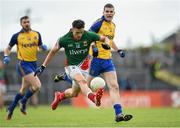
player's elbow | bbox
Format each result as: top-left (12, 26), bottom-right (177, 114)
top-left (4, 46), bottom-right (12, 55)
top-left (51, 47), bottom-right (59, 55)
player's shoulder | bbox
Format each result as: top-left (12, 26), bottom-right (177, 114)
top-left (92, 16), bottom-right (104, 26)
top-left (94, 18), bottom-right (103, 24)
top-left (89, 16), bottom-right (105, 32)
top-left (59, 31), bottom-right (71, 43)
top-left (111, 21), bottom-right (116, 27)
top-left (31, 29), bottom-right (41, 35)
top-left (11, 31), bottom-right (21, 39)
top-left (61, 31), bottom-right (71, 39)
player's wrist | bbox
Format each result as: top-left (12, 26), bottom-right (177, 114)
top-left (117, 49), bottom-right (122, 52)
top-left (3, 55), bottom-right (10, 59)
top-left (4, 53), bottom-right (9, 57)
top-left (41, 65), bottom-right (46, 69)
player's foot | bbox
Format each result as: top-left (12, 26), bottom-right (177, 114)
top-left (53, 73), bottom-right (66, 82)
top-left (6, 108), bottom-right (13, 120)
top-left (19, 101), bottom-right (27, 115)
top-left (51, 92), bottom-right (64, 110)
top-left (115, 114), bottom-right (133, 122)
top-left (94, 88), bottom-right (103, 106)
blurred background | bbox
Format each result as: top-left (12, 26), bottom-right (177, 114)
top-left (0, 0), bottom-right (180, 109)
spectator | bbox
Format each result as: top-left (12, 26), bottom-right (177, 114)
top-left (0, 60), bottom-right (8, 109)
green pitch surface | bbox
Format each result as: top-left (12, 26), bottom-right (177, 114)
top-left (1, 106), bottom-right (180, 127)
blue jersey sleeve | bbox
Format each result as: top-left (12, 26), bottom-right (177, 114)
top-left (89, 17), bottom-right (104, 33)
top-left (37, 32), bottom-right (42, 46)
top-left (9, 33), bottom-right (19, 47)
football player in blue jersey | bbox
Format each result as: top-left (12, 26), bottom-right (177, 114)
top-left (3, 16), bottom-right (47, 120)
top-left (87, 3), bottom-right (132, 122)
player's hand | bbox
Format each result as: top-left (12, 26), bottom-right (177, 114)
top-left (117, 49), bottom-right (125, 58)
top-left (40, 44), bottom-right (48, 51)
top-left (34, 65), bottom-right (46, 76)
top-left (92, 45), bottom-right (98, 57)
top-left (102, 43), bottom-right (110, 50)
top-left (3, 56), bottom-right (10, 65)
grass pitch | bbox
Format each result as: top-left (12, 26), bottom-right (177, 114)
top-left (0, 105), bottom-right (180, 127)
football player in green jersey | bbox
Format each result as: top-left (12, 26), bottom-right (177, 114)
top-left (35, 19), bottom-right (110, 110)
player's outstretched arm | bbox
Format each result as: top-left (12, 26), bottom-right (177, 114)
top-left (112, 41), bottom-right (125, 58)
top-left (34, 42), bottom-right (60, 76)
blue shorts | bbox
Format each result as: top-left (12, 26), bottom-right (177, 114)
top-left (89, 58), bottom-right (115, 77)
top-left (16, 60), bottom-right (37, 77)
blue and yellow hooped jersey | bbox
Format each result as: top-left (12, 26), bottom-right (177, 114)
top-left (89, 16), bottom-right (115, 59)
top-left (9, 29), bottom-right (42, 62)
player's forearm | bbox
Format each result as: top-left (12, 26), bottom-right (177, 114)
top-left (4, 46), bottom-right (12, 56)
top-left (42, 42), bottom-right (59, 67)
top-left (111, 41), bottom-right (119, 51)
top-left (42, 48), bottom-right (58, 67)
top-left (105, 37), bottom-right (110, 45)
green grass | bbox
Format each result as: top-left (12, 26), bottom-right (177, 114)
top-left (1, 105), bottom-right (180, 127)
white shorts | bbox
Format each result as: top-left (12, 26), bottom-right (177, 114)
top-left (65, 65), bottom-right (89, 80)
top-left (65, 65), bottom-right (89, 89)
top-left (0, 84), bottom-right (6, 93)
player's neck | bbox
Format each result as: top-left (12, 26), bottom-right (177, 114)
top-left (22, 28), bottom-right (31, 33)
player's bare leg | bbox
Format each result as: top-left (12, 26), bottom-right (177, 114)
top-left (19, 79), bottom-right (30, 115)
top-left (103, 71), bottom-right (133, 122)
top-left (74, 73), bottom-right (103, 106)
top-left (19, 73), bottom-right (41, 115)
top-left (6, 78), bottom-right (29, 120)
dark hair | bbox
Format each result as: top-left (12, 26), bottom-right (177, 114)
top-left (104, 3), bottom-right (114, 10)
top-left (72, 19), bottom-right (85, 29)
top-left (20, 16), bottom-right (29, 23)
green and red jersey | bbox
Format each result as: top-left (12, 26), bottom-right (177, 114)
top-left (58, 30), bottom-right (100, 66)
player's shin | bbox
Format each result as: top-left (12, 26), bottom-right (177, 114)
top-left (21, 89), bottom-right (35, 104)
top-left (114, 104), bottom-right (122, 115)
top-left (77, 79), bottom-right (96, 103)
top-left (8, 93), bottom-right (24, 111)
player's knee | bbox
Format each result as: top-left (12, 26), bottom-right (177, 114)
top-left (19, 86), bottom-right (27, 95)
top-left (19, 89), bottom-right (26, 95)
top-left (31, 84), bottom-right (41, 92)
top-left (109, 83), bottom-right (119, 92)
top-left (72, 92), bottom-right (79, 97)
top-left (74, 74), bottom-right (86, 85)
top-left (35, 85), bottom-right (41, 91)
top-left (78, 79), bottom-right (87, 85)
